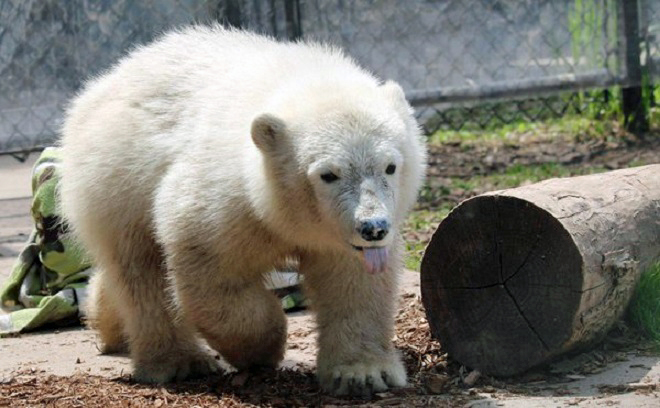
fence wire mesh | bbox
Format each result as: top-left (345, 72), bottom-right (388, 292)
top-left (302, 1), bottom-right (619, 96)
top-left (642, 0), bottom-right (660, 80)
top-left (0, 0), bottom-right (656, 156)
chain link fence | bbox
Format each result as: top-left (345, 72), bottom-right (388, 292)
top-left (0, 0), bottom-right (289, 157)
top-left (299, 0), bottom-right (656, 133)
top-left (0, 0), bottom-right (657, 157)
top-left (642, 0), bottom-right (660, 78)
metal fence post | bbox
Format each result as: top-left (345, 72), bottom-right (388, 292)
top-left (284, 0), bottom-right (302, 41)
top-left (620, 0), bottom-right (649, 135)
top-left (208, 0), bottom-right (243, 28)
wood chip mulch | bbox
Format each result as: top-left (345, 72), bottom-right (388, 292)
top-left (1, 295), bottom-right (656, 407)
top-left (0, 296), bottom-right (480, 407)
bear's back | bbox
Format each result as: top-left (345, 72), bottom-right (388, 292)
top-left (58, 26), bottom-right (378, 239)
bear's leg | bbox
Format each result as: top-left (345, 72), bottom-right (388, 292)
top-left (93, 232), bottom-right (218, 383)
top-left (85, 270), bottom-right (127, 354)
top-left (300, 244), bottom-right (407, 396)
top-left (166, 251), bottom-right (287, 370)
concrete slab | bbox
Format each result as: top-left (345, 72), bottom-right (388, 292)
top-left (0, 270), bottom-right (422, 379)
top-left (0, 197), bottom-right (32, 246)
top-left (0, 310), bottom-right (318, 379)
top-left (0, 155), bottom-right (34, 299)
top-left (0, 155), bottom-right (37, 200)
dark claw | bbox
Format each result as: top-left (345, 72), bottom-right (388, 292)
top-left (363, 377), bottom-right (374, 399)
top-left (381, 371), bottom-right (389, 384)
top-left (347, 377), bottom-right (357, 394)
top-left (333, 376), bottom-right (342, 391)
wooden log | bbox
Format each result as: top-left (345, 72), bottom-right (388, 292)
top-left (421, 165), bottom-right (660, 376)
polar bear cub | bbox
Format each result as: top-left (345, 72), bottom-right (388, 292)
top-left (58, 26), bottom-right (427, 396)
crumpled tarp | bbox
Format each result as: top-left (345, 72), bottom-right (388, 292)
top-left (1, 148), bottom-right (91, 335)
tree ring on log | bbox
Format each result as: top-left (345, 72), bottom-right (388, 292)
top-left (421, 195), bottom-right (583, 376)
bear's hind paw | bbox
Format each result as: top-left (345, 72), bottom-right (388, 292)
top-left (133, 351), bottom-right (219, 383)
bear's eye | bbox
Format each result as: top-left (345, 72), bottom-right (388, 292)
top-left (320, 172), bottom-right (339, 183)
top-left (386, 164), bottom-right (397, 175)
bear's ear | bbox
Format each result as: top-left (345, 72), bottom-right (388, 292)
top-left (251, 113), bottom-right (288, 153)
top-left (381, 80), bottom-right (412, 116)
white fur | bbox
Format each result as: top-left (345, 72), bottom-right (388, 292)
top-left (58, 26), bottom-right (427, 395)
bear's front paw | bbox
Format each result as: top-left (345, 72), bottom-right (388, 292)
top-left (318, 353), bottom-right (407, 397)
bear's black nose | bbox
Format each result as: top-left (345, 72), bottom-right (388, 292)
top-left (358, 218), bottom-right (390, 241)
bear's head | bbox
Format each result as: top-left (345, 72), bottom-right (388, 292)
top-left (251, 80), bottom-right (426, 273)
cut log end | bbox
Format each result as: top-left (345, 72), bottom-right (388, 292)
top-left (421, 165), bottom-right (660, 376)
top-left (421, 195), bottom-right (583, 376)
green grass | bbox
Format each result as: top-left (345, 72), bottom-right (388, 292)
top-left (420, 162), bottom-right (610, 207)
top-left (628, 262), bottom-right (660, 345)
top-left (456, 162), bottom-right (609, 191)
top-left (428, 115), bottom-right (621, 146)
top-left (402, 206), bottom-right (452, 271)
top-left (651, 106), bottom-right (660, 128)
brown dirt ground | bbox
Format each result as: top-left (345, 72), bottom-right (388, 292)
top-left (423, 130), bottom-right (660, 209)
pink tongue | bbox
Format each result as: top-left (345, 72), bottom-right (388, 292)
top-left (363, 247), bottom-right (389, 274)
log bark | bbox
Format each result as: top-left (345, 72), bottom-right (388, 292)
top-left (421, 165), bottom-right (660, 376)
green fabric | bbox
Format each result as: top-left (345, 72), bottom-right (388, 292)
top-left (281, 291), bottom-right (308, 311)
top-left (31, 148), bottom-right (90, 279)
top-left (1, 148), bottom-right (91, 336)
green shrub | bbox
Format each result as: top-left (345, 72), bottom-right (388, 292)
top-left (628, 262), bottom-right (660, 344)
